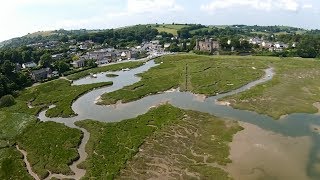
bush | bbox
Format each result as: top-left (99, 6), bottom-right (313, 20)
top-left (194, 50), bottom-right (211, 55)
top-left (0, 95), bottom-right (16, 108)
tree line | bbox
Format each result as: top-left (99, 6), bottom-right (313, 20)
top-left (0, 60), bottom-right (32, 97)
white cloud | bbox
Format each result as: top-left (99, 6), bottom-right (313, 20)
top-left (302, 4), bottom-right (313, 9)
top-left (127, 0), bottom-right (184, 13)
top-left (55, 0), bottom-right (184, 29)
top-left (201, 0), bottom-right (304, 13)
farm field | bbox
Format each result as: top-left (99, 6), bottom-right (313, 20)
top-left (152, 24), bottom-right (189, 36)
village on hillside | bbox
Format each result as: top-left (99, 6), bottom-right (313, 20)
top-left (16, 34), bottom-right (293, 82)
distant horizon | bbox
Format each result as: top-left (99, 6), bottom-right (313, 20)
top-left (1, 23), bottom-right (316, 43)
top-left (1, 0), bottom-right (319, 42)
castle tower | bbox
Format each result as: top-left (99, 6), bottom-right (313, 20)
top-left (195, 39), bottom-right (200, 51)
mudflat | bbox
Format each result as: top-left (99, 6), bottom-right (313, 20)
top-left (227, 122), bottom-right (312, 180)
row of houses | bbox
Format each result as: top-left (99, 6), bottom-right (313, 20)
top-left (193, 37), bottom-right (295, 54)
top-left (71, 40), bottom-right (167, 68)
top-left (30, 68), bottom-right (59, 81)
top-left (71, 48), bottom-right (140, 68)
top-left (21, 40), bottom-right (167, 81)
top-left (249, 37), bottom-right (293, 52)
top-left (27, 41), bottom-right (60, 49)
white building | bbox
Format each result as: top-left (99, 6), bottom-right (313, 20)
top-left (22, 62), bottom-right (37, 69)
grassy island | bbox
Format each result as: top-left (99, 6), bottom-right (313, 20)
top-left (99, 54), bottom-right (268, 105)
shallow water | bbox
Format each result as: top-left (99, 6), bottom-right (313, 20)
top-left (38, 60), bottom-right (320, 179)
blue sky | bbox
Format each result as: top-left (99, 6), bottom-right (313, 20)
top-left (1, 0), bottom-right (319, 41)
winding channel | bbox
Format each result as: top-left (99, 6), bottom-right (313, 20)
top-left (20, 60), bottom-right (320, 179)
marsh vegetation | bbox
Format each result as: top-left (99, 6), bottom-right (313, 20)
top-left (99, 54), bottom-right (268, 105)
top-left (76, 104), bottom-right (242, 179)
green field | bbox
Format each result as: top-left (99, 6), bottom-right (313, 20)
top-left (67, 61), bottom-right (144, 80)
top-left (221, 58), bottom-right (320, 119)
top-left (2, 79), bottom-right (112, 118)
top-left (17, 121), bottom-right (82, 179)
top-left (76, 104), bottom-right (241, 179)
top-left (190, 27), bottom-right (214, 34)
top-left (155, 27), bottom-right (179, 36)
top-left (153, 24), bottom-right (189, 36)
top-left (99, 54), bottom-right (268, 105)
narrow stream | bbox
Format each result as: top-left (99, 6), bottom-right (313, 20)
top-left (36, 60), bottom-right (320, 179)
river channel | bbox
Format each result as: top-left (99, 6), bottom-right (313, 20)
top-left (38, 60), bottom-right (320, 179)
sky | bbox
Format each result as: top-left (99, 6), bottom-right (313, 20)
top-left (1, 0), bottom-right (319, 41)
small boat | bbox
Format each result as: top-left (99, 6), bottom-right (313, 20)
top-left (122, 68), bottom-right (130, 71)
top-left (90, 73), bottom-right (98, 78)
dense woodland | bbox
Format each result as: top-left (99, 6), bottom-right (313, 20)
top-left (0, 60), bottom-right (32, 97)
top-left (0, 24), bottom-right (320, 98)
top-left (0, 25), bottom-right (158, 48)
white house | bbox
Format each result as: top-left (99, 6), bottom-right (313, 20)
top-left (22, 62), bottom-right (37, 69)
top-left (71, 59), bottom-right (86, 68)
top-left (121, 52), bottom-right (127, 58)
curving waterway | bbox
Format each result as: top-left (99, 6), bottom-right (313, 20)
top-left (35, 60), bottom-right (320, 180)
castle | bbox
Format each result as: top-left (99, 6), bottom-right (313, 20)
top-left (195, 38), bottom-right (220, 54)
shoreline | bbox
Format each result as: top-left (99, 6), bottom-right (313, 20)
top-left (215, 100), bottom-right (231, 106)
top-left (313, 102), bottom-right (320, 115)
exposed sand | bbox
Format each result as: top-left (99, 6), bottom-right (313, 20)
top-left (193, 94), bottom-right (207, 102)
top-left (313, 102), bottom-right (320, 115)
top-left (215, 100), bottom-right (231, 106)
top-left (279, 114), bottom-right (288, 120)
top-left (94, 96), bottom-right (102, 104)
top-left (310, 124), bottom-right (320, 134)
top-left (164, 88), bottom-right (180, 93)
top-left (27, 102), bottom-right (34, 109)
top-left (227, 122), bottom-right (312, 180)
top-left (149, 100), bottom-right (170, 109)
